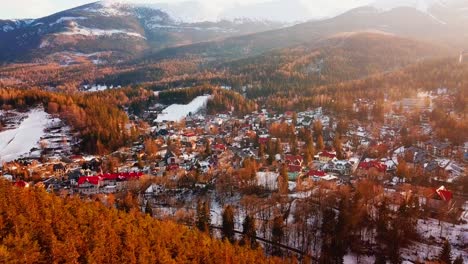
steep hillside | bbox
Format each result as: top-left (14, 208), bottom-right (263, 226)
top-left (141, 32), bottom-right (448, 91)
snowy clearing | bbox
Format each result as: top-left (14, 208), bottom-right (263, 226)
top-left (0, 109), bottom-right (49, 162)
top-left (155, 95), bottom-right (210, 122)
top-left (57, 22), bottom-right (145, 39)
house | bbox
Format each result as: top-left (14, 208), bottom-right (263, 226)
top-left (435, 186), bottom-right (453, 201)
top-left (356, 160), bottom-right (387, 179)
top-left (53, 163), bottom-right (66, 177)
top-left (213, 143), bottom-right (227, 152)
top-left (14, 180), bottom-right (29, 188)
top-left (317, 151), bottom-right (337, 163)
top-left (258, 135), bottom-right (270, 145)
top-left (163, 150), bottom-right (179, 166)
top-left (76, 172), bottom-right (143, 194)
top-left (284, 154), bottom-right (303, 166)
top-left (422, 186), bottom-right (454, 213)
top-left (182, 132), bottom-right (197, 142)
top-left (324, 160), bottom-right (353, 176)
top-left (422, 139), bottom-right (453, 157)
top-left (358, 160), bottom-right (387, 173)
top-left (307, 170), bottom-right (332, 181)
top-left (77, 176), bottom-right (102, 194)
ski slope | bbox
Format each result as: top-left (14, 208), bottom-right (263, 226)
top-left (155, 95), bottom-right (210, 122)
top-left (0, 109), bottom-right (49, 162)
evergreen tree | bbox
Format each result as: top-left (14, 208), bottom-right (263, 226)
top-left (376, 199), bottom-right (389, 245)
top-left (438, 240), bottom-right (452, 264)
top-left (320, 208), bottom-right (337, 264)
top-left (145, 200), bottom-right (153, 216)
top-left (333, 199), bottom-right (350, 263)
top-left (241, 215), bottom-right (258, 249)
top-left (222, 205), bottom-right (235, 243)
top-left (271, 216), bottom-right (284, 256)
top-left (196, 201), bottom-right (211, 234)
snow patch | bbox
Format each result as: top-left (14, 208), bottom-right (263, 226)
top-left (49, 17), bottom-right (87, 26)
top-left (57, 22), bottom-right (145, 39)
top-left (0, 109), bottom-right (49, 162)
top-left (155, 95), bottom-right (210, 122)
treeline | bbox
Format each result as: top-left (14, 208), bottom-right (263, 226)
top-left (0, 180), bottom-right (286, 264)
top-left (0, 88), bottom-right (152, 154)
top-left (95, 67), bottom-right (164, 86)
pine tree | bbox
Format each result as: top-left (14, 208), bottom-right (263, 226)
top-left (145, 200), bottom-right (153, 216)
top-left (438, 240), bottom-right (452, 264)
top-left (196, 201), bottom-right (211, 234)
top-left (222, 205), bottom-right (235, 243)
top-left (271, 216), bottom-right (284, 256)
top-left (320, 208), bottom-right (337, 264)
top-left (241, 215), bottom-right (258, 249)
top-left (333, 199), bottom-right (349, 263)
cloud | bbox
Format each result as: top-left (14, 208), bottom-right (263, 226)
top-left (0, 0), bottom-right (374, 20)
top-left (0, 0), bottom-right (93, 19)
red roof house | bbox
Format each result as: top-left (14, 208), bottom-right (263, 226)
top-left (436, 186), bottom-right (453, 201)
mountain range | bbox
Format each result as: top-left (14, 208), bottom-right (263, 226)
top-left (0, 1), bottom-right (285, 62)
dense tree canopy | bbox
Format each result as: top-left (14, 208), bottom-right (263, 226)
top-left (0, 180), bottom-right (287, 264)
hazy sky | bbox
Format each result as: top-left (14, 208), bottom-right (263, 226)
top-left (0, 0), bottom-right (373, 20)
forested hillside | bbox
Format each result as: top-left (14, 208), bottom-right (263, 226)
top-left (0, 88), bottom-right (153, 154)
top-left (0, 180), bottom-right (287, 263)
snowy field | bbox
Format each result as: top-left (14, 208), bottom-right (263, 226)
top-left (155, 95), bottom-right (210, 122)
top-left (0, 109), bottom-right (49, 162)
top-left (400, 218), bottom-right (468, 263)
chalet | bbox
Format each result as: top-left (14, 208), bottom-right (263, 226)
top-left (163, 151), bottom-right (179, 166)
